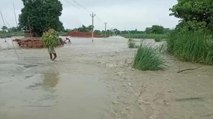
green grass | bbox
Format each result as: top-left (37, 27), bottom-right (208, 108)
top-left (133, 45), bottom-right (166, 71)
top-left (168, 31), bottom-right (213, 65)
top-left (122, 33), bottom-right (168, 41)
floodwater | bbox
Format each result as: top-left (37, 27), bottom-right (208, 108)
top-left (0, 37), bottom-right (213, 119)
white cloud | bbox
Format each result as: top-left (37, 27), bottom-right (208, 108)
top-left (0, 0), bottom-right (179, 30)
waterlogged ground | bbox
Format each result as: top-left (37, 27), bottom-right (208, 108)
top-left (0, 37), bottom-right (213, 119)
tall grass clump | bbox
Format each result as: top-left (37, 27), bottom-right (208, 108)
top-left (128, 38), bottom-right (137, 48)
top-left (168, 31), bottom-right (213, 64)
top-left (133, 45), bottom-right (166, 71)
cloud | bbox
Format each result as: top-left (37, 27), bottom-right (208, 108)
top-left (0, 0), bottom-right (179, 30)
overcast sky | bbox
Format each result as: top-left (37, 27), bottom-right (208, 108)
top-left (0, 0), bottom-right (179, 31)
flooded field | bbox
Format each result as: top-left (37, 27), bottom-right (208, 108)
top-left (0, 37), bottom-right (213, 119)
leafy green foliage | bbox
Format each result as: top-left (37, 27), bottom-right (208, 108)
top-left (1, 26), bottom-right (8, 31)
top-left (19, 0), bottom-right (64, 36)
top-left (42, 29), bottom-right (59, 47)
top-left (168, 0), bottom-right (213, 65)
top-left (145, 25), bottom-right (168, 34)
top-left (75, 25), bottom-right (93, 32)
top-left (133, 45), bottom-right (166, 71)
top-left (170, 0), bottom-right (213, 32)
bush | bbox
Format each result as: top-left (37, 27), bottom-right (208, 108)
top-left (154, 38), bottom-right (161, 42)
top-left (128, 39), bottom-right (137, 48)
top-left (168, 31), bottom-right (213, 64)
top-left (133, 45), bottom-right (166, 70)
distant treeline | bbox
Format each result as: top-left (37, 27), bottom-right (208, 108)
top-left (120, 25), bottom-right (172, 40)
top-left (63, 25), bottom-right (172, 39)
top-left (0, 25), bottom-right (172, 39)
top-left (0, 26), bottom-right (24, 38)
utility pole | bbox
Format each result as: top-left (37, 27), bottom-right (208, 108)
top-left (90, 12), bottom-right (96, 42)
top-left (104, 22), bottom-right (107, 38)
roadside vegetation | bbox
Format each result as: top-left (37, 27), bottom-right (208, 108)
top-left (133, 45), bottom-right (166, 71)
top-left (168, 30), bottom-right (213, 65)
top-left (168, 0), bottom-right (213, 65)
top-left (130, 0), bottom-right (213, 68)
top-left (121, 25), bottom-right (171, 42)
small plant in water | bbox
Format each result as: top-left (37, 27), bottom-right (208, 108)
top-left (128, 38), bottom-right (137, 48)
top-left (133, 45), bottom-right (166, 71)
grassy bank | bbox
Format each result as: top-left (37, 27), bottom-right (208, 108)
top-left (121, 33), bottom-right (168, 40)
top-left (133, 45), bottom-right (166, 71)
top-left (168, 31), bottom-right (213, 65)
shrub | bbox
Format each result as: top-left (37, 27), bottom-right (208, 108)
top-left (154, 38), bottom-right (161, 42)
top-left (133, 45), bottom-right (166, 70)
top-left (128, 39), bottom-right (137, 48)
top-left (168, 30), bottom-right (213, 65)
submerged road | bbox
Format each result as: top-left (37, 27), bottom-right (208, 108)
top-left (1, 37), bottom-right (213, 119)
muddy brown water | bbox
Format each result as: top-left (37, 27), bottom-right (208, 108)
top-left (0, 37), bottom-right (213, 119)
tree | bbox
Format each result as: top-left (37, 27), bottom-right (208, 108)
top-left (75, 25), bottom-right (93, 32)
top-left (1, 26), bottom-right (8, 32)
top-left (19, 0), bottom-right (64, 37)
top-left (113, 28), bottom-right (121, 35)
top-left (8, 27), bottom-right (21, 32)
top-left (170, 0), bottom-right (213, 32)
top-left (145, 25), bottom-right (165, 34)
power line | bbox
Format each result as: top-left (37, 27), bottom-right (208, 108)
top-left (69, 0), bottom-right (105, 24)
top-left (62, 0), bottom-right (80, 9)
top-left (5, 20), bottom-right (11, 28)
top-left (0, 11), bottom-right (6, 27)
top-left (62, 0), bottom-right (111, 31)
top-left (71, 0), bottom-right (90, 13)
top-left (62, 0), bottom-right (90, 15)
top-left (13, 0), bottom-right (18, 26)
